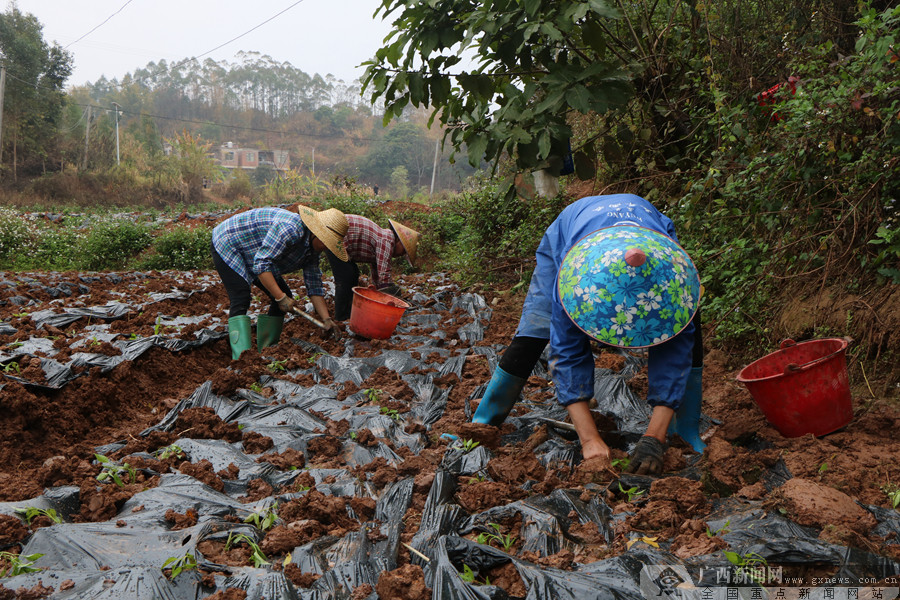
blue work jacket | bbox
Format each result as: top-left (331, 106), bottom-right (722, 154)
top-left (516, 194), bottom-right (697, 409)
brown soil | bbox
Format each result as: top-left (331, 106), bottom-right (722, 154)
top-left (0, 265), bottom-right (899, 599)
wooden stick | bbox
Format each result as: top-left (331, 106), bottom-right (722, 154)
top-left (539, 417), bottom-right (577, 432)
top-left (402, 542), bottom-right (430, 562)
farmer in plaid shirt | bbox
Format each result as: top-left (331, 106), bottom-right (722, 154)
top-left (211, 205), bottom-right (349, 359)
top-left (324, 215), bottom-right (420, 321)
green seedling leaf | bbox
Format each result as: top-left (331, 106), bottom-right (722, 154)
top-left (162, 552), bottom-right (197, 579)
top-left (14, 507), bottom-right (61, 526)
top-left (0, 552), bottom-right (44, 577)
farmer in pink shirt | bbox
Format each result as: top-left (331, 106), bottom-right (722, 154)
top-left (324, 215), bottom-right (420, 321)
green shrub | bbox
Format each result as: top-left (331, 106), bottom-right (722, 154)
top-left (321, 195), bottom-right (384, 222)
top-left (81, 218), bottom-right (155, 270)
top-left (139, 226), bottom-right (213, 270)
top-left (226, 170), bottom-right (253, 201)
top-left (32, 226), bottom-right (84, 271)
top-left (0, 209), bottom-right (36, 265)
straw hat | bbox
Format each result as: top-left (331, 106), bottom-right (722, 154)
top-left (557, 225), bottom-right (701, 348)
top-left (388, 219), bottom-right (420, 267)
top-left (296, 205), bottom-right (349, 261)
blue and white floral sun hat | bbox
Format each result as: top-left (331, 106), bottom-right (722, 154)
top-left (557, 225), bottom-right (701, 348)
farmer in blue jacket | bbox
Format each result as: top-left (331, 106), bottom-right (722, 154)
top-left (472, 194), bottom-right (704, 475)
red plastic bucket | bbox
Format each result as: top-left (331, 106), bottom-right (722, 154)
top-left (736, 338), bottom-right (853, 437)
top-left (348, 287), bottom-right (410, 339)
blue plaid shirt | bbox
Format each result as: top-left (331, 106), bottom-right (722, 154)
top-left (211, 207), bottom-right (325, 297)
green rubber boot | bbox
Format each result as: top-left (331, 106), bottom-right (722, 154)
top-left (472, 366), bottom-right (528, 426)
top-left (257, 315), bottom-right (284, 350)
top-left (228, 315), bottom-right (252, 360)
top-left (669, 366), bottom-right (706, 452)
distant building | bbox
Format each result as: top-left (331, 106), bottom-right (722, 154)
top-left (210, 142), bottom-right (289, 172)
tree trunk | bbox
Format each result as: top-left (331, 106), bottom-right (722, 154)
top-left (533, 168), bottom-right (559, 198)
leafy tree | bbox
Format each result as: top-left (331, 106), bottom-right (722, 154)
top-left (362, 0), bottom-right (632, 176)
top-left (360, 121), bottom-right (432, 186)
top-left (390, 165), bottom-right (409, 198)
top-left (166, 130), bottom-right (218, 201)
top-left (0, 3), bottom-right (72, 178)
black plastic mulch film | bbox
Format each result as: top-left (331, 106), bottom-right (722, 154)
top-left (1, 283), bottom-right (898, 599)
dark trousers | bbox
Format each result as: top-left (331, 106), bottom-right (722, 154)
top-left (211, 244), bottom-right (292, 318)
top-left (499, 309), bottom-right (705, 379)
top-left (325, 249), bottom-right (360, 321)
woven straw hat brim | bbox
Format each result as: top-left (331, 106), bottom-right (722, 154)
top-left (388, 219), bottom-right (420, 267)
top-left (297, 205), bottom-right (349, 261)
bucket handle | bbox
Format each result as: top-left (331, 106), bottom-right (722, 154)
top-left (779, 339), bottom-right (796, 350)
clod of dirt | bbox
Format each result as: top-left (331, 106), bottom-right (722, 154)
top-left (456, 480), bottom-right (528, 513)
top-left (164, 508), bottom-right (199, 530)
top-left (486, 561), bottom-right (527, 597)
top-left (307, 435), bottom-right (343, 461)
top-left (201, 588), bottom-right (248, 600)
top-left (671, 518), bottom-right (728, 559)
top-left (778, 478), bottom-right (877, 534)
top-left (0, 581), bottom-right (54, 599)
top-left (375, 563), bottom-right (431, 600)
top-left (178, 459), bottom-right (225, 492)
top-left (283, 564), bottom-right (320, 588)
top-left (256, 448), bottom-right (305, 470)
top-left (0, 514), bottom-right (29, 547)
top-left (174, 407), bottom-right (242, 442)
top-left (241, 431), bottom-right (274, 454)
top-left (570, 457), bottom-right (615, 486)
top-left (487, 449), bottom-right (547, 485)
top-left (452, 422), bottom-right (502, 449)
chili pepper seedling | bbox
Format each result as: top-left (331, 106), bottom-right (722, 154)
top-left (161, 552), bottom-right (197, 580)
top-left (379, 406), bottom-right (401, 421)
top-left (0, 552), bottom-right (44, 577)
top-left (611, 457), bottom-right (630, 470)
top-left (458, 438), bottom-right (480, 453)
top-left (618, 482), bottom-right (645, 502)
top-left (459, 564), bottom-right (490, 586)
top-left (476, 523), bottom-right (516, 552)
top-left (244, 502), bottom-right (279, 531)
top-left (155, 444), bottom-right (185, 461)
top-left (14, 507), bottom-right (61, 525)
top-left (882, 484), bottom-right (900, 508)
top-left (225, 533), bottom-right (270, 567)
top-left (95, 454), bottom-right (137, 486)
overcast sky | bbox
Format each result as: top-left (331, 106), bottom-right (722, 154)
top-left (22, 0), bottom-right (398, 87)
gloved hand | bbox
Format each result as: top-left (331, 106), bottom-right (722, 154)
top-left (275, 294), bottom-right (296, 313)
top-left (626, 436), bottom-right (666, 476)
top-left (320, 318), bottom-right (342, 340)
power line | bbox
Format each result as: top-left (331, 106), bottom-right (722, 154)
top-left (64, 0), bottom-right (137, 49)
top-left (64, 99), bottom-right (386, 143)
top-left (189, 0), bottom-right (308, 63)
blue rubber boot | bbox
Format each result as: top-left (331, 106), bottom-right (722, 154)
top-left (228, 315), bottom-right (252, 360)
top-left (257, 315), bottom-right (284, 350)
top-left (669, 366), bottom-right (706, 452)
top-left (471, 366), bottom-right (528, 426)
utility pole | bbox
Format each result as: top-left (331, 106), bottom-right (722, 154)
top-left (429, 138), bottom-right (440, 198)
top-left (82, 105), bottom-right (91, 170)
top-left (112, 102), bottom-right (120, 166)
top-left (0, 65), bottom-right (6, 166)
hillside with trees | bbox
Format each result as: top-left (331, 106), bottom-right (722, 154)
top-left (0, 0), bottom-right (897, 383)
top-left (0, 5), bottom-right (476, 202)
